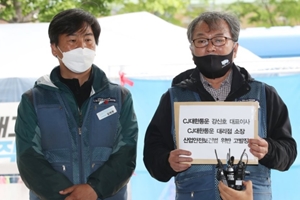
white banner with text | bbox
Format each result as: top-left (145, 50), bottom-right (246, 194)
top-left (174, 101), bottom-right (259, 165)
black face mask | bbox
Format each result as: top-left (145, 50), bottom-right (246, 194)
top-left (193, 49), bottom-right (234, 79)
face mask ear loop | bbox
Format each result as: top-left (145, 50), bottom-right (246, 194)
top-left (232, 42), bottom-right (238, 52)
top-left (56, 46), bottom-right (63, 60)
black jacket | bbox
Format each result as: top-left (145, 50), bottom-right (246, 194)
top-left (143, 64), bottom-right (297, 182)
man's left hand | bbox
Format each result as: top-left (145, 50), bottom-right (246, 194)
top-left (248, 136), bottom-right (268, 160)
top-left (60, 184), bottom-right (97, 200)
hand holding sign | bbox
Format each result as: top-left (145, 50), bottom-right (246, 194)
top-left (168, 149), bottom-right (193, 172)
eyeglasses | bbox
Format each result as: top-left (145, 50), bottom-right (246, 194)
top-left (192, 36), bottom-right (233, 48)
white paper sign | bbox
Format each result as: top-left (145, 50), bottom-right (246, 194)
top-left (174, 102), bottom-right (259, 165)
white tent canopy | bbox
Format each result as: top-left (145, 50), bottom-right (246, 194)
top-left (0, 11), bottom-right (267, 80)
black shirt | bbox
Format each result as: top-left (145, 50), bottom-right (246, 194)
top-left (58, 69), bottom-right (93, 108)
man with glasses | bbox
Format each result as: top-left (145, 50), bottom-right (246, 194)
top-left (143, 11), bottom-right (296, 200)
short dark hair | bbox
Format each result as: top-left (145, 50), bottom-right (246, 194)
top-left (48, 8), bottom-right (101, 45)
top-left (187, 11), bottom-right (240, 43)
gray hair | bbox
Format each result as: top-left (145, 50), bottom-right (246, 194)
top-left (187, 11), bottom-right (240, 43)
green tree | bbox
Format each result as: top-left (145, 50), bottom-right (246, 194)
top-left (0, 0), bottom-right (191, 24)
top-left (110, 0), bottom-right (191, 26)
top-left (225, 0), bottom-right (300, 27)
top-left (0, 0), bottom-right (112, 23)
top-left (179, 0), bottom-right (211, 27)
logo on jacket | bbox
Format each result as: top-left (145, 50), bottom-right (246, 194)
top-left (93, 97), bottom-right (116, 105)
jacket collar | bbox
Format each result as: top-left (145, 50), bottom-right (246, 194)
top-left (173, 63), bottom-right (253, 101)
top-left (37, 64), bottom-right (110, 94)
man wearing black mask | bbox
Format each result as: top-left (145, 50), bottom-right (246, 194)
top-left (143, 11), bottom-right (296, 200)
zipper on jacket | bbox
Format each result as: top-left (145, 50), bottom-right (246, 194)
top-left (78, 109), bottom-right (82, 139)
top-left (77, 99), bottom-right (93, 183)
top-left (191, 191), bottom-right (194, 198)
top-left (78, 109), bottom-right (83, 130)
top-left (78, 108), bottom-right (84, 182)
top-left (78, 129), bottom-right (83, 182)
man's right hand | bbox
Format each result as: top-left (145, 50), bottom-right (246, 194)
top-left (168, 149), bottom-right (193, 172)
top-left (218, 180), bottom-right (253, 200)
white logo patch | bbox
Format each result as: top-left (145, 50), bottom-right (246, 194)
top-left (221, 59), bottom-right (229, 67)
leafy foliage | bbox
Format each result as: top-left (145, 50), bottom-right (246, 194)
top-left (110, 0), bottom-right (191, 25)
top-left (224, 0), bottom-right (300, 27)
top-left (0, 0), bottom-right (112, 23)
top-left (0, 0), bottom-right (299, 27)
